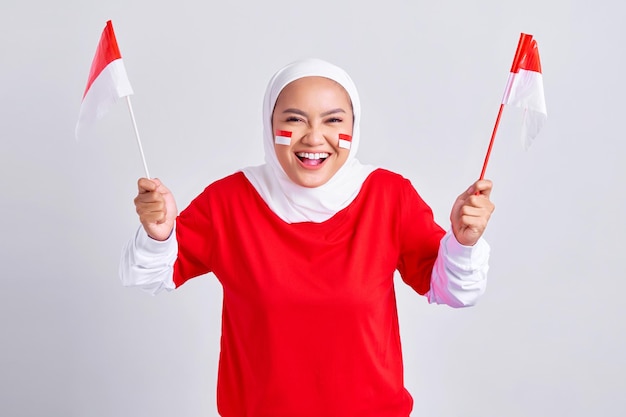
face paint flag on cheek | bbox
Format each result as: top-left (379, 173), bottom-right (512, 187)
top-left (338, 133), bottom-right (352, 150)
top-left (275, 130), bottom-right (292, 145)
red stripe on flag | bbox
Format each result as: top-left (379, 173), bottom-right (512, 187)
top-left (338, 133), bottom-right (352, 141)
top-left (518, 40), bottom-right (542, 73)
top-left (276, 130), bottom-right (292, 137)
top-left (510, 33), bottom-right (533, 73)
top-left (83, 21), bottom-right (124, 98)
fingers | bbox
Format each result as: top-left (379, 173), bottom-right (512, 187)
top-left (451, 179), bottom-right (495, 246)
top-left (465, 193), bottom-right (494, 211)
top-left (135, 197), bottom-right (167, 225)
top-left (460, 202), bottom-right (488, 217)
top-left (464, 191), bottom-right (495, 220)
top-left (462, 180), bottom-right (494, 211)
top-left (135, 178), bottom-right (168, 225)
top-left (459, 205), bottom-right (491, 231)
top-left (138, 177), bottom-right (162, 193)
top-left (469, 179), bottom-right (493, 198)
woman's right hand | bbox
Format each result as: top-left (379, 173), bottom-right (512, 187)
top-left (134, 178), bottom-right (178, 241)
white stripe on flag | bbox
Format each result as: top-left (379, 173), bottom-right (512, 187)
top-left (275, 135), bottom-right (291, 145)
top-left (76, 59), bottom-right (133, 139)
top-left (503, 69), bottom-right (546, 149)
top-left (504, 69), bottom-right (546, 112)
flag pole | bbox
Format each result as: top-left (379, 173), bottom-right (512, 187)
top-left (478, 104), bottom-right (504, 180)
top-left (125, 96), bottom-right (151, 179)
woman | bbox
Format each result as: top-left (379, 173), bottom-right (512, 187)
top-left (120, 58), bottom-right (494, 416)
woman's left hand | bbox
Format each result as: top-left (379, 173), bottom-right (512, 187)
top-left (450, 179), bottom-right (495, 246)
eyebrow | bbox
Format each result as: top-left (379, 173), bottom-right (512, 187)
top-left (282, 108), bottom-right (347, 118)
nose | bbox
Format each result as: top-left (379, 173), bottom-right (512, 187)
top-left (300, 125), bottom-right (326, 147)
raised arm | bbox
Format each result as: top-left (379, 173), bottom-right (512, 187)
top-left (119, 178), bottom-right (179, 295)
top-left (427, 179), bottom-right (495, 307)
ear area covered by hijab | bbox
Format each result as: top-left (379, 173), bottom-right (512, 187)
top-left (241, 58), bottom-right (376, 224)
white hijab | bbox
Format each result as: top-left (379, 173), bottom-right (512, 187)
top-left (241, 58), bottom-right (376, 224)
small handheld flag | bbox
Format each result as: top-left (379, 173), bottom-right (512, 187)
top-left (502, 34), bottom-right (547, 150)
top-left (479, 33), bottom-right (547, 180)
top-left (76, 20), bottom-right (150, 178)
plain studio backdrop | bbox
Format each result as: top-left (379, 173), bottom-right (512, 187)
top-left (1, 0), bottom-right (624, 416)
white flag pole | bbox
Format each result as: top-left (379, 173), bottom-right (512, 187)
top-left (125, 96), bottom-right (151, 179)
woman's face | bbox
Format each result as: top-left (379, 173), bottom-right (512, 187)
top-left (272, 76), bottom-right (353, 188)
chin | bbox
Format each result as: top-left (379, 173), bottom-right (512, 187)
top-left (291, 174), bottom-right (330, 188)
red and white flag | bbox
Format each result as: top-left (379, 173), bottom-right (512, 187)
top-left (501, 33), bottom-right (547, 149)
top-left (338, 133), bottom-right (352, 150)
top-left (75, 20), bottom-right (134, 140)
top-left (275, 130), bottom-right (292, 145)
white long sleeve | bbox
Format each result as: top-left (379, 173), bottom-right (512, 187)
top-left (426, 230), bottom-right (490, 307)
top-left (118, 225), bottom-right (178, 295)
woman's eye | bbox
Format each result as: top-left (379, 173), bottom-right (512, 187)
top-left (286, 116), bottom-right (303, 122)
top-left (327, 117), bottom-right (343, 123)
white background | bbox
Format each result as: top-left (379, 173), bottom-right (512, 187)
top-left (2, 0), bottom-right (624, 416)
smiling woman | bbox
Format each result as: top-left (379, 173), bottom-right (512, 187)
top-left (272, 76), bottom-right (352, 188)
top-left (119, 58), bottom-right (495, 417)
top-left (242, 58), bottom-right (377, 224)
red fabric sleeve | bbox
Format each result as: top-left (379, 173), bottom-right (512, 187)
top-left (396, 179), bottom-right (446, 295)
top-left (172, 189), bottom-right (214, 288)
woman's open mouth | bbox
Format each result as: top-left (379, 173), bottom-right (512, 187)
top-left (296, 152), bottom-right (329, 167)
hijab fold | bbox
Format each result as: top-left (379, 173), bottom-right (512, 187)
top-left (242, 59), bottom-right (376, 224)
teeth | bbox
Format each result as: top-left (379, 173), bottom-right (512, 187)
top-left (296, 152), bottom-right (329, 159)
